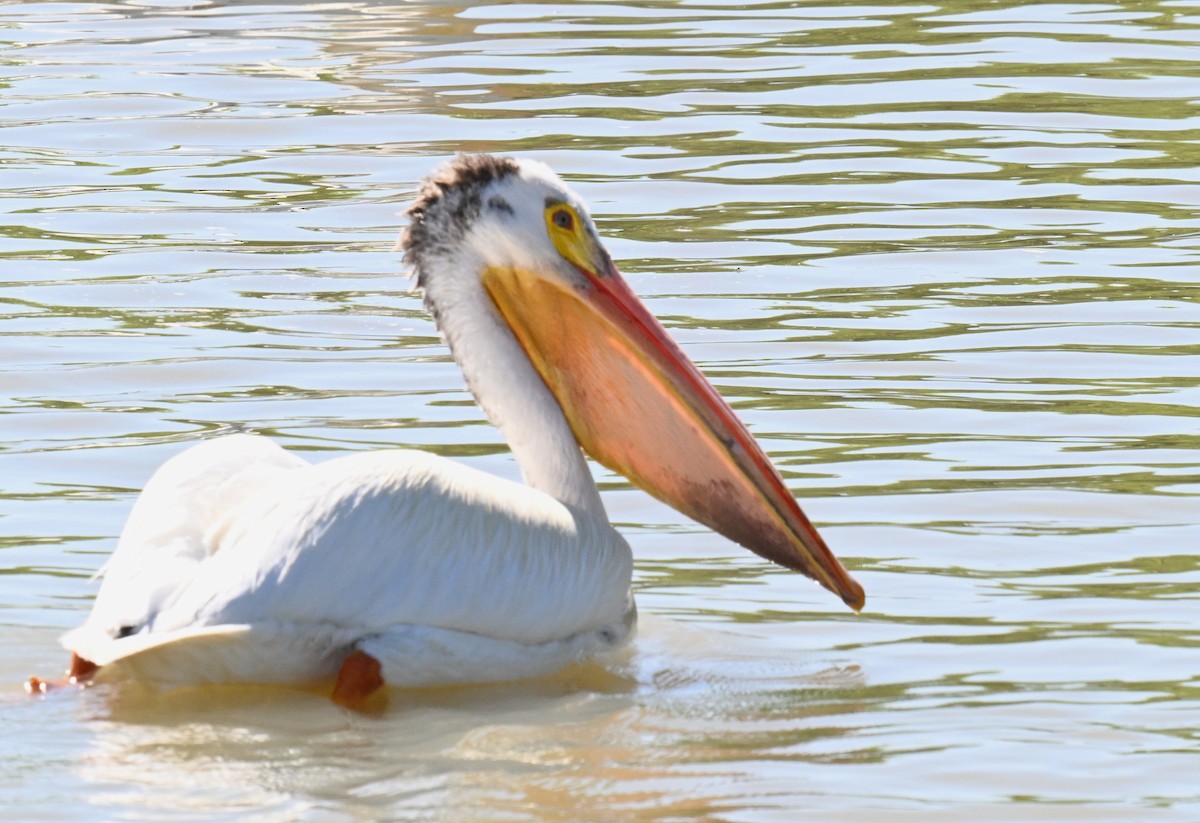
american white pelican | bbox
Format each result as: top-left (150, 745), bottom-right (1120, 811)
top-left (28, 155), bottom-right (863, 707)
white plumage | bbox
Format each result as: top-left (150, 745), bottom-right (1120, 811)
top-left (43, 154), bottom-right (860, 704)
top-left (64, 435), bottom-right (633, 688)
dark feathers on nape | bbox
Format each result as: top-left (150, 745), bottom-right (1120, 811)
top-left (400, 155), bottom-right (521, 281)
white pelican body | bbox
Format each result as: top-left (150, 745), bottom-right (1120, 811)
top-left (62, 436), bottom-right (633, 688)
top-left (46, 155), bottom-right (862, 704)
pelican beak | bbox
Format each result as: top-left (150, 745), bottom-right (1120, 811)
top-left (483, 234), bottom-right (865, 611)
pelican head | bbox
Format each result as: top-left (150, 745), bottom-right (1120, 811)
top-left (401, 155), bottom-right (865, 611)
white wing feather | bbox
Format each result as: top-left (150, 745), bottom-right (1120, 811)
top-left (63, 435), bottom-right (634, 686)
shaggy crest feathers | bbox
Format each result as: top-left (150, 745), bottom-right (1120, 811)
top-left (400, 154), bottom-right (521, 288)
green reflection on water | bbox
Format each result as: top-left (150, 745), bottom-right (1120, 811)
top-left (2, 0), bottom-right (1199, 817)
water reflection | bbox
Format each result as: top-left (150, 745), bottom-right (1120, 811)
top-left (63, 621), bottom-right (872, 819)
top-left (3, 0), bottom-right (1199, 819)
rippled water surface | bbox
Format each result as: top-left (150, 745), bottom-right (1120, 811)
top-left (3, 0), bottom-right (1199, 820)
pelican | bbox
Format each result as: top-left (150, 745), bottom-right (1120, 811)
top-left (28, 155), bottom-right (863, 707)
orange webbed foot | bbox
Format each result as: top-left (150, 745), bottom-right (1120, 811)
top-left (331, 649), bottom-right (386, 710)
top-left (25, 653), bottom-right (98, 696)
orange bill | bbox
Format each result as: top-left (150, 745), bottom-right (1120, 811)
top-left (483, 246), bottom-right (865, 611)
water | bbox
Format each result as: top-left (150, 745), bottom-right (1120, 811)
top-left (2, 0), bottom-right (1198, 819)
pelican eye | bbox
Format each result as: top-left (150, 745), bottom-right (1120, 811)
top-left (551, 209), bottom-right (574, 231)
top-left (545, 202), bottom-right (596, 274)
